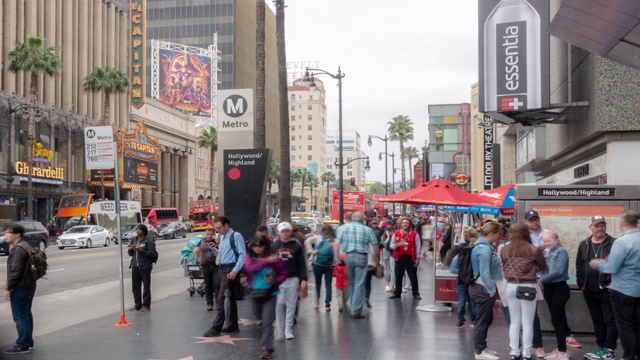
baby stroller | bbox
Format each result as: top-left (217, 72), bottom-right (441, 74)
top-left (180, 236), bottom-right (206, 297)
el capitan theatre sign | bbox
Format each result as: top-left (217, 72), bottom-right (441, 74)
top-left (130, 0), bottom-right (145, 109)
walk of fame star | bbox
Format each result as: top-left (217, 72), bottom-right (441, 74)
top-left (194, 335), bottom-right (252, 345)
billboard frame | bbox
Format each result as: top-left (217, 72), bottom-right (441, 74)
top-left (151, 39), bottom-right (220, 127)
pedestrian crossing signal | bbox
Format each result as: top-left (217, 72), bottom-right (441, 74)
top-left (350, 177), bottom-right (356, 186)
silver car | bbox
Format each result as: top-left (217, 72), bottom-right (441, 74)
top-left (57, 225), bottom-right (111, 249)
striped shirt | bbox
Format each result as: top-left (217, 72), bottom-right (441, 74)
top-left (337, 222), bottom-right (378, 254)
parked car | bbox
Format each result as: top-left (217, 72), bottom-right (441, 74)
top-left (181, 215), bottom-right (195, 232)
top-left (0, 220), bottom-right (50, 255)
top-left (57, 225), bottom-right (111, 249)
top-left (157, 221), bottom-right (187, 239)
top-left (115, 224), bottom-right (158, 244)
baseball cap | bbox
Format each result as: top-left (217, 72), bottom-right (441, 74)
top-left (277, 222), bottom-right (292, 232)
top-left (590, 215), bottom-right (606, 226)
top-left (524, 210), bottom-right (540, 221)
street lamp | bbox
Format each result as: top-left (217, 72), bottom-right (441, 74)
top-left (304, 66), bottom-right (347, 223)
top-left (333, 155), bottom-right (370, 224)
top-left (368, 135), bottom-right (389, 196)
top-left (422, 141), bottom-right (430, 183)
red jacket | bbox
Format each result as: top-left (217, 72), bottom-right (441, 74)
top-left (393, 230), bottom-right (418, 262)
top-left (332, 264), bottom-right (347, 289)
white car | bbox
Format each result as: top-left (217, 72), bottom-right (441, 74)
top-left (57, 225), bottom-right (111, 249)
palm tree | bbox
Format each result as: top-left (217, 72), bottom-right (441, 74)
top-left (83, 64), bottom-right (129, 126)
top-left (255, 0), bottom-right (266, 149)
top-left (404, 146), bottom-right (419, 189)
top-left (388, 115), bottom-right (414, 191)
top-left (267, 160), bottom-right (280, 216)
top-left (308, 174), bottom-right (319, 211)
top-left (275, 0), bottom-right (291, 222)
top-left (8, 35), bottom-right (62, 220)
top-left (320, 171), bottom-right (336, 199)
top-left (197, 126), bottom-right (218, 201)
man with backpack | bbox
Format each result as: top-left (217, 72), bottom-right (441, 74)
top-left (127, 223), bottom-right (157, 312)
top-left (4, 223), bottom-right (39, 354)
top-left (203, 216), bottom-right (246, 337)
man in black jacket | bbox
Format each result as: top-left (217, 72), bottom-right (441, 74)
top-left (127, 224), bottom-right (157, 312)
top-left (577, 215), bottom-right (618, 360)
top-left (3, 223), bottom-right (37, 355)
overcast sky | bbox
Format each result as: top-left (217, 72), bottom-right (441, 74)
top-left (279, 1), bottom-right (479, 183)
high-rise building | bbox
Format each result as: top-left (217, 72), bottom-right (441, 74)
top-left (288, 77), bottom-right (327, 213)
top-left (427, 104), bottom-right (472, 192)
top-left (146, 0), bottom-right (281, 182)
top-left (326, 130), bottom-right (367, 188)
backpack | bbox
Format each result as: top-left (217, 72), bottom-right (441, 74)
top-left (315, 238), bottom-right (334, 265)
top-left (456, 245), bottom-right (478, 286)
top-left (148, 240), bottom-right (159, 264)
top-left (15, 242), bottom-right (48, 280)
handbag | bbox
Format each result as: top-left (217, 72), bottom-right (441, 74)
top-left (373, 264), bottom-right (384, 279)
top-left (514, 275), bottom-right (536, 301)
top-left (250, 289), bottom-right (273, 301)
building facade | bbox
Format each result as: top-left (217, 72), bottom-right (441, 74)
top-left (146, 0), bottom-right (281, 160)
top-left (480, 1), bottom-right (640, 187)
top-left (0, 1), bottom-right (130, 223)
top-left (326, 130), bottom-right (367, 188)
top-left (427, 104), bottom-right (472, 191)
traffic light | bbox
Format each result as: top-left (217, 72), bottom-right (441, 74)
top-left (350, 177), bottom-right (356, 186)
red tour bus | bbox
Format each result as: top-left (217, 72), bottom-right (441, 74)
top-left (141, 207), bottom-right (180, 228)
top-left (188, 199), bottom-right (215, 231)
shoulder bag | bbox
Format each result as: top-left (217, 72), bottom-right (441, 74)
top-left (514, 273), bottom-right (536, 301)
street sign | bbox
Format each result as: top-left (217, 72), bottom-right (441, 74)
top-left (84, 126), bottom-right (116, 170)
top-left (90, 201), bottom-right (141, 214)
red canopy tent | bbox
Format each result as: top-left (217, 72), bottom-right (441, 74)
top-left (377, 179), bottom-right (497, 207)
top-left (377, 179), bottom-right (497, 312)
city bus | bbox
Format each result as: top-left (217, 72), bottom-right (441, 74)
top-left (141, 207), bottom-right (180, 228)
top-left (188, 199), bottom-right (215, 231)
top-left (55, 194), bottom-right (95, 236)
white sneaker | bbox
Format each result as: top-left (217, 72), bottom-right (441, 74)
top-left (475, 349), bottom-right (499, 360)
top-left (385, 285), bottom-right (393, 292)
top-left (485, 348), bottom-right (498, 356)
top-left (275, 332), bottom-right (285, 341)
top-left (405, 284), bottom-right (412, 290)
top-left (285, 331), bottom-right (295, 340)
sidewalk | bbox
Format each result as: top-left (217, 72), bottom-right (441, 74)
top-left (1, 259), bottom-right (602, 360)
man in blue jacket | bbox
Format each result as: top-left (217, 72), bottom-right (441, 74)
top-left (591, 211), bottom-right (640, 360)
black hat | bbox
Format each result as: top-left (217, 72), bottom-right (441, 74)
top-left (524, 210), bottom-right (540, 221)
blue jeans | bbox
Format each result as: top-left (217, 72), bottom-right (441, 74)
top-left (313, 264), bottom-right (333, 307)
top-left (10, 287), bottom-right (36, 349)
top-left (346, 253), bottom-right (368, 316)
top-left (457, 283), bottom-right (476, 322)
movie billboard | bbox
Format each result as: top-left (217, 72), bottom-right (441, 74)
top-left (158, 48), bottom-right (212, 117)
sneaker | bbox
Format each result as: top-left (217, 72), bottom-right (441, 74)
top-left (338, 307), bottom-right (344, 313)
top-left (5, 346), bottom-right (31, 355)
top-left (485, 348), bottom-right (499, 356)
top-left (256, 320), bottom-right (262, 326)
top-left (602, 348), bottom-right (616, 359)
top-left (475, 349), bottom-right (499, 359)
top-left (207, 304), bottom-right (213, 311)
top-left (129, 306), bottom-right (140, 311)
top-left (313, 300), bottom-right (319, 309)
top-left (365, 298), bottom-right (372, 308)
top-left (566, 336), bottom-right (582, 348)
top-left (402, 288), bottom-right (407, 293)
top-left (389, 294), bottom-right (401, 299)
top-left (285, 331), bottom-right (295, 340)
top-left (510, 356), bottom-right (522, 360)
top-left (326, 306), bottom-right (331, 312)
top-left (469, 320), bottom-right (476, 328)
top-left (583, 347), bottom-right (605, 360)
top-left (456, 320), bottom-right (465, 328)
top-left (140, 306), bottom-right (150, 312)
top-left (534, 348), bottom-right (546, 358)
top-left (275, 332), bottom-right (285, 341)
top-left (405, 284), bottom-right (412, 290)
top-left (385, 285), bottom-right (393, 292)
top-left (203, 327), bottom-right (221, 337)
top-left (544, 349), bottom-right (569, 360)
top-left (260, 346), bottom-right (273, 359)
top-left (413, 294), bottom-right (422, 300)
